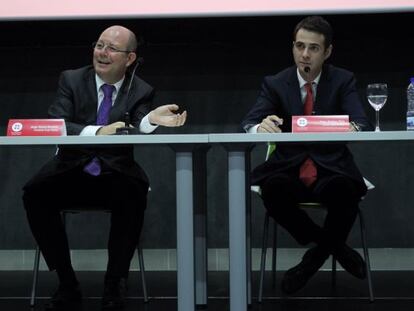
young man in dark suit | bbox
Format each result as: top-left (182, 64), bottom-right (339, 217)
top-left (23, 25), bottom-right (186, 310)
top-left (241, 16), bottom-right (372, 294)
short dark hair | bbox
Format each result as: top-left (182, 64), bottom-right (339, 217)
top-left (293, 16), bottom-right (333, 49)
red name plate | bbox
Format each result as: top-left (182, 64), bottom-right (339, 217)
top-left (292, 115), bottom-right (349, 133)
top-left (7, 119), bottom-right (66, 136)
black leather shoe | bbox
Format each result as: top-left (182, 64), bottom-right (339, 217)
top-left (44, 284), bottom-right (82, 310)
top-left (281, 246), bottom-right (329, 294)
top-left (334, 244), bottom-right (366, 279)
top-left (102, 277), bottom-right (127, 310)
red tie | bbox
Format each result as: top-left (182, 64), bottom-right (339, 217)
top-left (299, 83), bottom-right (317, 187)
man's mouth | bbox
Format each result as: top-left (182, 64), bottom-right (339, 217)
top-left (98, 60), bottom-right (111, 65)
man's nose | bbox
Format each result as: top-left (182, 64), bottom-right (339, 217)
top-left (96, 46), bottom-right (110, 56)
top-left (302, 47), bottom-right (310, 57)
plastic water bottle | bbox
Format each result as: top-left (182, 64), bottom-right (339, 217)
top-left (407, 77), bottom-right (414, 130)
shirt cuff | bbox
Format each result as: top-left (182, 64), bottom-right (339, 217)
top-left (246, 124), bottom-right (260, 134)
top-left (80, 125), bottom-right (102, 136)
top-left (139, 114), bottom-right (159, 133)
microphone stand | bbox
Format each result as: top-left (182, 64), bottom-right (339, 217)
top-left (115, 57), bottom-right (144, 135)
top-left (115, 112), bottom-right (131, 135)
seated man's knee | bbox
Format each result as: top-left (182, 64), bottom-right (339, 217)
top-left (22, 187), bottom-right (40, 211)
top-left (22, 184), bottom-right (58, 212)
top-left (261, 175), bottom-right (302, 211)
top-left (318, 176), bottom-right (360, 204)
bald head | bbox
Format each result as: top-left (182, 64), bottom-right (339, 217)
top-left (93, 25), bottom-right (138, 84)
top-left (101, 25), bottom-right (137, 52)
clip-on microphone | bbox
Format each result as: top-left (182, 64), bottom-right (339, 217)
top-left (116, 57), bottom-right (144, 135)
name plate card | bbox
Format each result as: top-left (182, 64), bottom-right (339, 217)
top-left (7, 119), bottom-right (67, 136)
top-left (292, 115), bottom-right (349, 133)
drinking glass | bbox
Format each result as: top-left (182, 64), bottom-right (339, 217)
top-left (367, 83), bottom-right (388, 132)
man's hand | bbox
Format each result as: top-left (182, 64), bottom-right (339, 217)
top-left (149, 104), bottom-right (187, 127)
top-left (258, 115), bottom-right (283, 133)
top-left (96, 121), bottom-right (130, 135)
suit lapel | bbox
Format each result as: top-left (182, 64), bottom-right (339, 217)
top-left (314, 65), bottom-right (331, 114)
top-left (109, 81), bottom-right (127, 123)
top-left (286, 67), bottom-right (304, 115)
top-left (84, 69), bottom-right (99, 123)
top-left (108, 73), bottom-right (134, 123)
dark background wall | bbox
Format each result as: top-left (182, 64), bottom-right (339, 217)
top-left (1, 12), bottom-right (414, 250)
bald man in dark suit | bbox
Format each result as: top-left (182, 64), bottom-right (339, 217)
top-left (23, 25), bottom-right (186, 310)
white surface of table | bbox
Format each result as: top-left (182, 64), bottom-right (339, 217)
top-left (209, 131), bottom-right (414, 143)
top-left (0, 134), bottom-right (209, 145)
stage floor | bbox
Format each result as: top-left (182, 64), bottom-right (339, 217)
top-left (0, 271), bottom-right (413, 310)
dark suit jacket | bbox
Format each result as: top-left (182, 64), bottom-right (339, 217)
top-left (25, 65), bottom-right (154, 188)
top-left (241, 64), bottom-right (371, 196)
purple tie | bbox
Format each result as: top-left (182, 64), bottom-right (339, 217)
top-left (84, 84), bottom-right (115, 176)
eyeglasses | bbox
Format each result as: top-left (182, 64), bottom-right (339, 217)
top-left (92, 41), bottom-right (133, 54)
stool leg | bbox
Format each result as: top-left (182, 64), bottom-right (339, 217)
top-left (258, 214), bottom-right (270, 303)
top-left (137, 247), bottom-right (149, 303)
top-left (358, 209), bottom-right (374, 302)
top-left (30, 246), bottom-right (41, 308)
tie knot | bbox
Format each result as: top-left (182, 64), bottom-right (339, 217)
top-left (305, 82), bottom-right (313, 94)
top-left (101, 84), bottom-right (115, 98)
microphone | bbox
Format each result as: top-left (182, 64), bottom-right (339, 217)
top-left (116, 56), bottom-right (144, 135)
top-left (304, 66), bottom-right (311, 74)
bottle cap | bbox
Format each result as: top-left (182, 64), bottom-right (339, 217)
top-left (411, 77), bottom-right (414, 84)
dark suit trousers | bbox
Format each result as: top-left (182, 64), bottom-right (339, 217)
top-left (260, 164), bottom-right (361, 251)
top-left (23, 167), bottom-right (147, 281)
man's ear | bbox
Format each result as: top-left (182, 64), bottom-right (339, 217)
top-left (324, 44), bottom-right (333, 60)
top-left (126, 52), bottom-right (137, 67)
